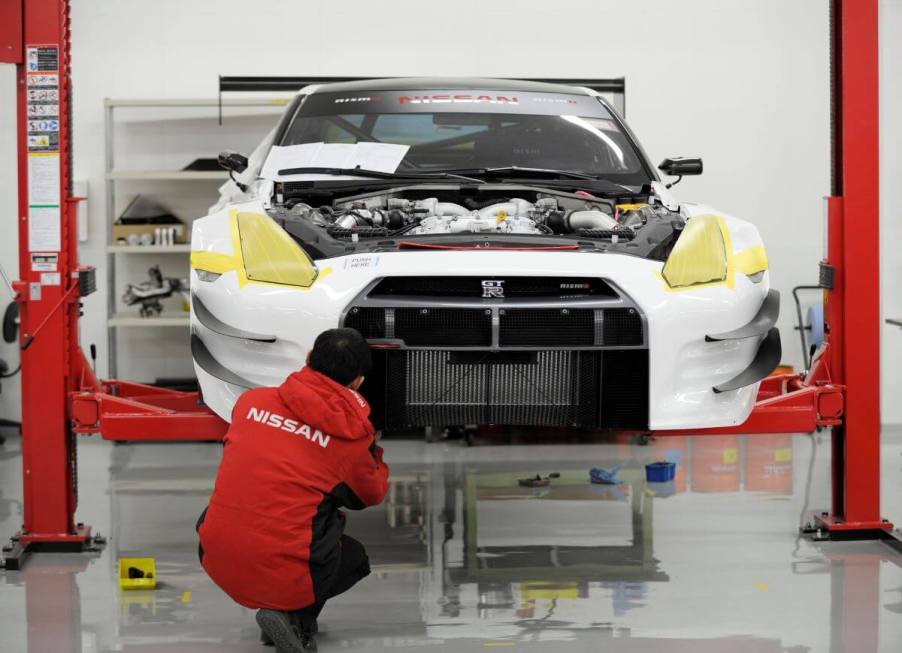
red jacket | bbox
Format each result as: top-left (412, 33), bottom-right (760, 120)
top-left (198, 367), bottom-right (389, 610)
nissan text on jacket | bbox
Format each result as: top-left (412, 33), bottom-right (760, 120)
top-left (198, 366), bottom-right (389, 610)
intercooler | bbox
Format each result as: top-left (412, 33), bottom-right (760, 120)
top-left (342, 277), bottom-right (649, 431)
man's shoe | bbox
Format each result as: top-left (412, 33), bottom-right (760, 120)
top-left (256, 609), bottom-right (313, 653)
top-left (299, 629), bottom-right (317, 653)
top-left (291, 615), bottom-right (318, 652)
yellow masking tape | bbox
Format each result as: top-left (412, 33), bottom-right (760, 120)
top-left (189, 251), bottom-right (239, 275)
top-left (190, 209), bottom-right (319, 290)
top-left (661, 214), bottom-right (729, 288)
top-left (658, 215), bottom-right (768, 291)
top-left (734, 245), bottom-right (769, 275)
top-left (236, 211), bottom-right (318, 287)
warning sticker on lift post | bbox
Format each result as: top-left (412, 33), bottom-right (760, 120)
top-left (30, 253), bottom-right (58, 272)
top-left (25, 45), bottom-right (62, 254)
top-left (26, 46), bottom-right (60, 152)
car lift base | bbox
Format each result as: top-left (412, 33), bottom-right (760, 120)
top-left (1, 525), bottom-right (106, 571)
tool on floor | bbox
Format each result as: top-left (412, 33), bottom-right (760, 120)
top-left (590, 463), bottom-right (624, 485)
top-left (645, 461), bottom-right (676, 483)
top-left (118, 557), bottom-right (157, 590)
top-left (518, 472), bottom-right (560, 487)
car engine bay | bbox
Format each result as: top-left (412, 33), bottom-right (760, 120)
top-left (268, 184), bottom-right (686, 261)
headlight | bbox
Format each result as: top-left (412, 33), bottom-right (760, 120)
top-left (236, 211), bottom-right (318, 287)
top-left (661, 214), bottom-right (729, 288)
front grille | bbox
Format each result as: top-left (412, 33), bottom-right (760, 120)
top-left (344, 307), bottom-right (385, 339)
top-left (384, 350), bottom-right (602, 428)
top-left (603, 308), bottom-right (644, 346)
top-left (394, 308), bottom-right (492, 347)
top-left (600, 350), bottom-right (649, 428)
top-left (369, 276), bottom-right (617, 300)
top-left (499, 308), bottom-right (596, 346)
top-left (374, 348), bottom-right (648, 429)
top-left (343, 305), bottom-right (644, 348)
top-left (346, 282), bottom-right (648, 430)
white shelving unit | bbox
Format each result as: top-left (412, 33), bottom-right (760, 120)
top-left (108, 314), bottom-right (191, 328)
top-left (106, 170), bottom-right (229, 181)
top-left (104, 97), bottom-right (285, 377)
top-left (107, 244), bottom-right (192, 254)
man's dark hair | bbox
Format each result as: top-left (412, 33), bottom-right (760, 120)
top-left (308, 328), bottom-right (372, 386)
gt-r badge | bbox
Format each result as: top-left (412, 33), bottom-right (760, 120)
top-left (482, 280), bottom-right (505, 298)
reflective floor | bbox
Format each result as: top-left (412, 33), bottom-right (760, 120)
top-left (2, 428), bottom-right (902, 652)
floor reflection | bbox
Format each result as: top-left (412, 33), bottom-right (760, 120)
top-left (398, 434), bottom-right (799, 644)
top-left (2, 434), bottom-right (902, 652)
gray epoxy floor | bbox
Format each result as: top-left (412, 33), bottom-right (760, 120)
top-left (1, 428), bottom-right (902, 652)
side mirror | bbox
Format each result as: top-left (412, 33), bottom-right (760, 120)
top-left (218, 150), bottom-right (249, 174)
top-left (658, 157), bottom-right (703, 177)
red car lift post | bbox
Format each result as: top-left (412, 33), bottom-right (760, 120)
top-left (817, 0), bottom-right (888, 537)
top-left (0, 0), bottom-right (225, 571)
top-left (651, 0), bottom-right (891, 539)
top-left (0, 0), bottom-right (891, 572)
top-left (0, 0), bottom-right (99, 570)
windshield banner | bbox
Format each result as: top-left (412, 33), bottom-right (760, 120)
top-left (299, 90), bottom-right (611, 118)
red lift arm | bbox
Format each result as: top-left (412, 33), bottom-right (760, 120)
top-left (0, 0), bottom-right (890, 571)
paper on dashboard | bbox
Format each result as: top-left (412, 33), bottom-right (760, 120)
top-left (261, 142), bottom-right (410, 179)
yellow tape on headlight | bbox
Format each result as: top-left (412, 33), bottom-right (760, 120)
top-left (661, 214), bottom-right (729, 288)
top-left (734, 245), bottom-right (768, 276)
top-left (235, 211), bottom-right (318, 287)
top-left (191, 210), bottom-right (323, 289)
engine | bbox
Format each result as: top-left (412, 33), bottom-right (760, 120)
top-left (405, 198), bottom-right (547, 235)
top-left (271, 188), bottom-right (684, 262)
top-left (283, 194), bottom-right (623, 236)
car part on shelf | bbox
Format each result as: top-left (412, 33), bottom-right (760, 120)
top-left (122, 266), bottom-right (188, 317)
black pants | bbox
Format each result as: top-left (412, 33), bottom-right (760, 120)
top-left (296, 534), bottom-right (371, 629)
top-left (195, 508), bottom-right (370, 628)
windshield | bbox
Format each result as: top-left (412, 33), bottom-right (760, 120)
top-left (278, 90), bottom-right (652, 186)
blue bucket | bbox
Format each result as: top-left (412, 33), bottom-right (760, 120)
top-left (645, 461), bottom-right (676, 483)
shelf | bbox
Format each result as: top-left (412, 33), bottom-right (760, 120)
top-left (109, 314), bottom-right (190, 328)
top-left (108, 244), bottom-right (191, 254)
top-left (104, 95), bottom-right (282, 376)
top-left (106, 170), bottom-right (228, 181)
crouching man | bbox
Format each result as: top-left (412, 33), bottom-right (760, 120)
top-left (197, 328), bottom-right (389, 652)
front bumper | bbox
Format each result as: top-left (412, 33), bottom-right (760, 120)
top-left (190, 250), bottom-right (772, 430)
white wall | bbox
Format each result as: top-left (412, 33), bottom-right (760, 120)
top-left (0, 65), bottom-right (19, 423)
top-left (4, 0), bottom-right (900, 421)
top-left (880, 0), bottom-right (902, 423)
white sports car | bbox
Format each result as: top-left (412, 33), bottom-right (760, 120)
top-left (190, 78), bottom-right (779, 432)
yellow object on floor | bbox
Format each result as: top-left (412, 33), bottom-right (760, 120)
top-left (118, 558), bottom-right (157, 590)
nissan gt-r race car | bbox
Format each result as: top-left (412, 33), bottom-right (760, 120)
top-left (190, 78), bottom-right (779, 433)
